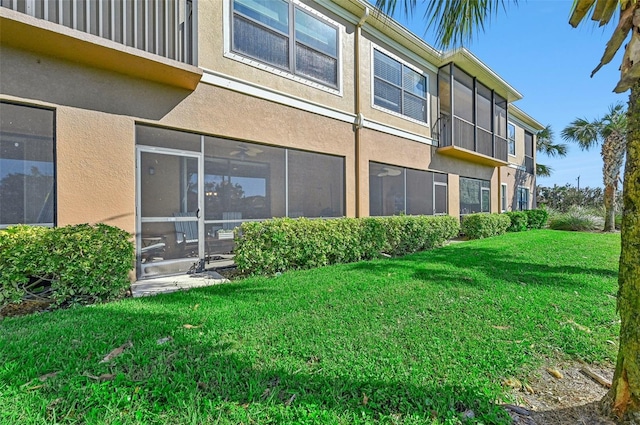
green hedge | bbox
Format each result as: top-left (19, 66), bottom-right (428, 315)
top-left (0, 224), bottom-right (134, 309)
top-left (503, 209), bottom-right (549, 232)
top-left (504, 211), bottom-right (528, 232)
top-left (234, 215), bottom-right (460, 275)
top-left (524, 209), bottom-right (549, 229)
top-left (461, 213), bottom-right (511, 240)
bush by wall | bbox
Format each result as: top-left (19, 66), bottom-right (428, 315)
top-left (0, 224), bottom-right (134, 309)
top-left (461, 213), bottom-right (511, 240)
top-left (524, 209), bottom-right (549, 230)
top-left (234, 215), bottom-right (460, 275)
top-left (504, 211), bottom-right (528, 232)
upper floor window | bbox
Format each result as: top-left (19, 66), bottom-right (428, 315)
top-left (508, 122), bottom-right (516, 156)
top-left (373, 49), bottom-right (428, 123)
top-left (524, 130), bottom-right (534, 157)
top-left (232, 0), bottom-right (338, 88)
top-left (0, 102), bottom-right (55, 228)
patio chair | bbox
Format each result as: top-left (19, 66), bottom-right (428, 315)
top-left (174, 212), bottom-right (198, 255)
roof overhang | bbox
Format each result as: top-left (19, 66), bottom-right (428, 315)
top-left (337, 1), bottom-right (524, 102)
top-left (509, 104), bottom-right (545, 131)
top-left (440, 49), bottom-right (523, 103)
top-left (0, 7), bottom-right (202, 91)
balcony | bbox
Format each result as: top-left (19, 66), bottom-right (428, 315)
top-left (0, 0), bottom-right (201, 89)
top-left (524, 155), bottom-right (534, 174)
top-left (437, 115), bottom-right (508, 167)
top-left (436, 63), bottom-right (508, 167)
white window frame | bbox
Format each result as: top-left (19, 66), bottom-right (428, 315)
top-left (371, 45), bottom-right (430, 128)
top-left (223, 0), bottom-right (343, 96)
top-left (434, 180), bottom-right (448, 215)
top-left (508, 121), bottom-right (516, 156)
top-left (501, 183), bottom-right (508, 212)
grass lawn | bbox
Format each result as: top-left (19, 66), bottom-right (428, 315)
top-left (0, 230), bottom-right (620, 424)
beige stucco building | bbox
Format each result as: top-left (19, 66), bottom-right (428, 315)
top-left (0, 0), bottom-right (543, 279)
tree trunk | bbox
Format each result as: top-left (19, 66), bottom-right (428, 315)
top-left (604, 184), bottom-right (616, 232)
top-left (602, 80), bottom-right (640, 423)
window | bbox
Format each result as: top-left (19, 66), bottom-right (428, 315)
top-left (460, 177), bottom-right (490, 215)
top-left (1, 102), bottom-right (55, 228)
top-left (525, 131), bottom-right (534, 157)
top-left (288, 149), bottom-right (344, 217)
top-left (517, 187), bottom-right (530, 211)
top-left (508, 122), bottom-right (516, 156)
top-left (373, 49), bottom-right (428, 123)
top-left (232, 0), bottom-right (339, 87)
top-left (369, 162), bottom-right (447, 216)
top-left (501, 183), bottom-right (507, 212)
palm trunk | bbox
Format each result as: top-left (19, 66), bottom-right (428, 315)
top-left (602, 80), bottom-right (640, 422)
top-left (603, 184), bottom-right (615, 232)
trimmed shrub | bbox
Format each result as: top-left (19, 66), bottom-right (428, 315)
top-left (504, 211), bottom-right (528, 232)
top-left (0, 224), bottom-right (134, 309)
top-left (234, 215), bottom-right (460, 275)
top-left (548, 206), bottom-right (604, 231)
top-left (524, 209), bottom-right (549, 229)
top-left (461, 213), bottom-right (511, 240)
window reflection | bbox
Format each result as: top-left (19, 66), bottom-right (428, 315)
top-left (460, 177), bottom-right (491, 215)
top-left (0, 102), bottom-right (55, 227)
top-left (369, 162), bottom-right (447, 216)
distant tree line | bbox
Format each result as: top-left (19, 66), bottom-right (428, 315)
top-left (537, 184), bottom-right (622, 212)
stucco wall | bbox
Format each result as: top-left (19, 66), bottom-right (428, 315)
top-left (0, 44), bottom-right (356, 232)
top-left (500, 165), bottom-right (536, 211)
top-left (198, 0), bottom-right (355, 115)
top-left (358, 34), bottom-right (437, 139)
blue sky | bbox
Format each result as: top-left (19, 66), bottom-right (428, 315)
top-left (378, 0), bottom-right (628, 189)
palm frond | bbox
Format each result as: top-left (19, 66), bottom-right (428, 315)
top-left (569, 0), bottom-right (597, 27)
top-left (375, 0), bottom-right (516, 48)
top-left (536, 125), bottom-right (568, 158)
top-left (591, 0), bottom-right (619, 26)
top-left (561, 118), bottom-right (601, 150)
top-left (589, 5), bottom-right (635, 78)
top-left (373, 0), bottom-right (417, 19)
top-left (600, 102), bottom-right (628, 138)
top-left (536, 163), bottom-right (553, 177)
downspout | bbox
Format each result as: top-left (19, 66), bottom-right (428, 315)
top-left (354, 6), bottom-right (369, 218)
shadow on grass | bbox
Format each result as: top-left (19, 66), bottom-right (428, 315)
top-left (346, 244), bottom-right (617, 289)
top-left (0, 305), bottom-right (510, 424)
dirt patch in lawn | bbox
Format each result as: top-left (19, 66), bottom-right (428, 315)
top-left (505, 359), bottom-right (616, 424)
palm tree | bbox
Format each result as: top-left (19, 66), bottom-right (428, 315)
top-left (561, 103), bottom-right (626, 232)
top-left (535, 125), bottom-right (567, 177)
top-left (375, 0), bottom-right (640, 421)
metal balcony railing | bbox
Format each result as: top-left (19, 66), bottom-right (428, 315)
top-left (1, 0), bottom-right (197, 65)
top-left (438, 114), bottom-right (509, 163)
top-left (524, 156), bottom-right (534, 174)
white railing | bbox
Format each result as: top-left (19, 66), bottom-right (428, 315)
top-left (1, 0), bottom-right (197, 65)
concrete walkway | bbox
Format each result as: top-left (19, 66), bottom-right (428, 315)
top-left (130, 271), bottom-right (228, 297)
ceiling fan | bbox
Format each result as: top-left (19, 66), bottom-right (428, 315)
top-left (377, 167), bottom-right (402, 177)
top-left (229, 145), bottom-right (263, 157)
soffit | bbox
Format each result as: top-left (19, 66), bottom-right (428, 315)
top-left (509, 105), bottom-right (545, 131)
top-left (0, 7), bottom-right (202, 91)
top-left (333, 0), bottom-right (523, 102)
